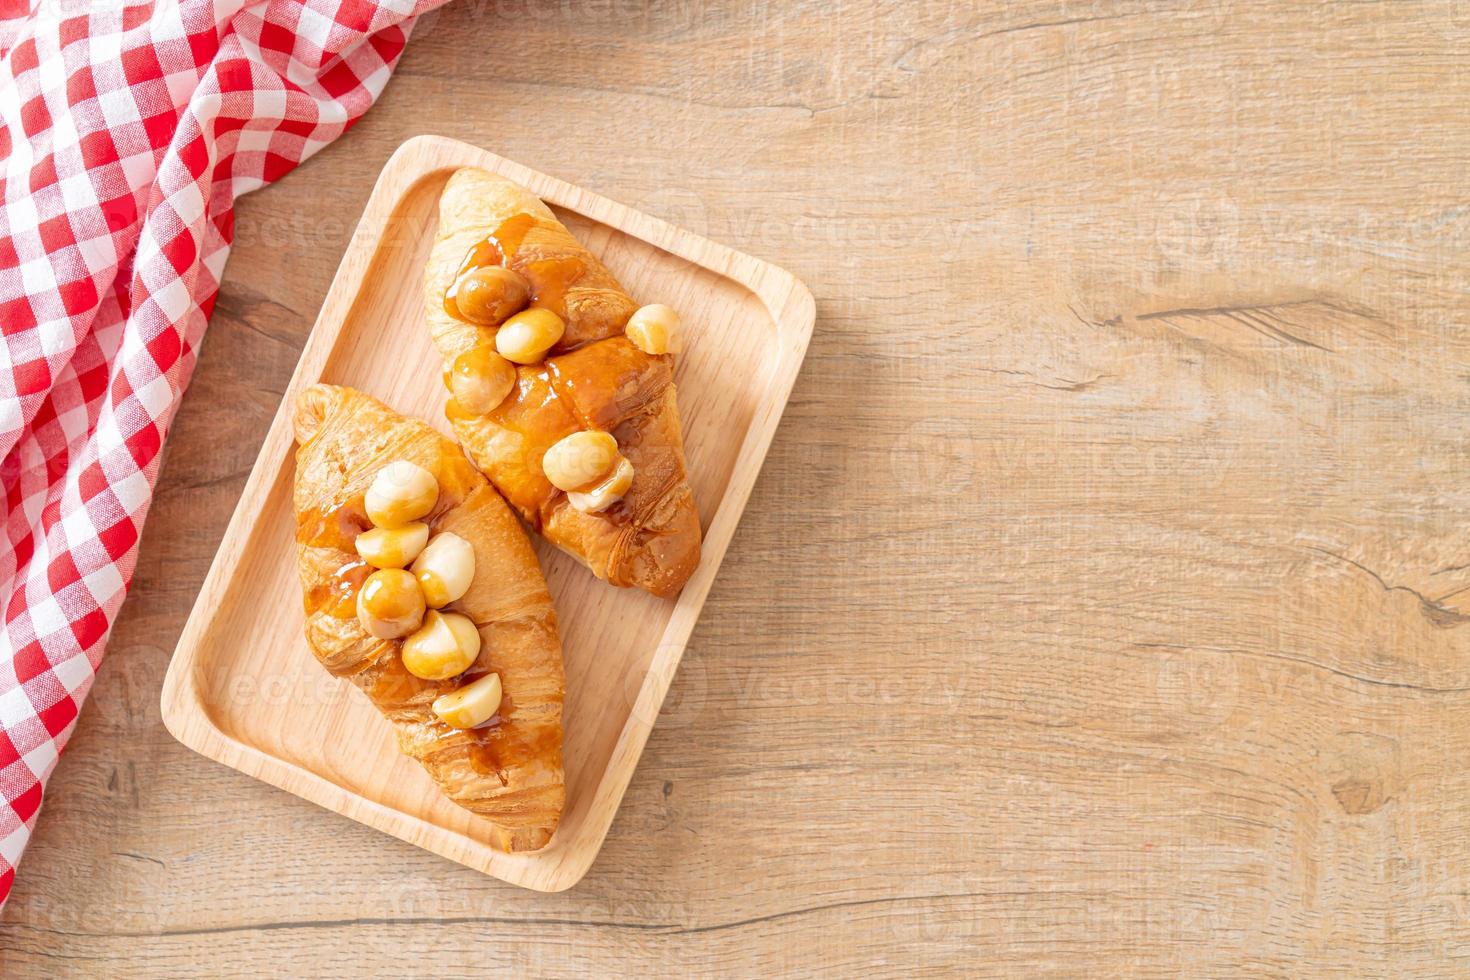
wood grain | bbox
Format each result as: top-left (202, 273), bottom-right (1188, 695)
top-left (5, 0), bottom-right (1470, 974)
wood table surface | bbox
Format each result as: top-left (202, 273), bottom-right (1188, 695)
top-left (4, 1), bottom-right (1469, 975)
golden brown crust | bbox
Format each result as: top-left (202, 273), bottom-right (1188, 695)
top-left (423, 169), bottom-right (702, 597)
top-left (292, 383), bottom-right (565, 851)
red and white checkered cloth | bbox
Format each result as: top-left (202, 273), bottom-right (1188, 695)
top-left (0, 0), bottom-right (446, 909)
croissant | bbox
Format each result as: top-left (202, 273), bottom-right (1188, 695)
top-left (292, 383), bottom-right (565, 851)
top-left (422, 168), bottom-right (702, 597)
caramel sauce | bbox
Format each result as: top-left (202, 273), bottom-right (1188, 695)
top-left (306, 560), bottom-right (370, 618)
top-left (297, 496), bottom-right (371, 551)
top-left (460, 690), bottom-right (559, 780)
top-left (443, 238), bottom-right (504, 320)
top-left (467, 738), bottom-right (503, 778)
top-left (298, 497), bottom-right (373, 617)
top-left (461, 236), bottom-right (505, 273)
top-left (490, 212), bottom-right (536, 257)
top-left (366, 651), bottom-right (435, 706)
top-left (544, 335), bottom-right (662, 432)
top-left (519, 256), bottom-right (583, 320)
top-left (444, 213), bottom-right (588, 325)
top-left (444, 394), bottom-right (477, 424)
top-left (477, 366), bottom-right (562, 430)
top-left (476, 369), bottom-right (576, 513)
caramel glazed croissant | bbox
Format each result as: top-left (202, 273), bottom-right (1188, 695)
top-left (293, 383), bottom-right (565, 851)
top-left (423, 168), bottom-right (702, 597)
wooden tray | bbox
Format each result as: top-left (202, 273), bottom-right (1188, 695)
top-left (159, 135), bottom-right (814, 891)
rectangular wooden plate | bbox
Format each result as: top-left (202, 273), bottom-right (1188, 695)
top-left (159, 135), bottom-right (814, 891)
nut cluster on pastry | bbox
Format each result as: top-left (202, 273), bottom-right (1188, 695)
top-left (541, 430), bottom-right (635, 513)
top-left (443, 263), bottom-right (685, 516)
top-left (352, 460), bottom-right (502, 729)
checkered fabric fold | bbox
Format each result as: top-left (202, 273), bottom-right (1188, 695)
top-left (0, 0), bottom-right (444, 909)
